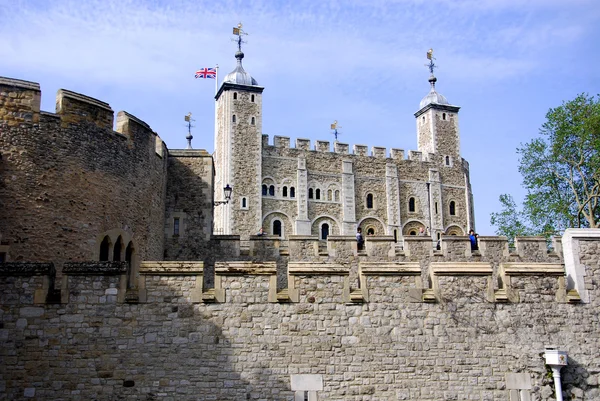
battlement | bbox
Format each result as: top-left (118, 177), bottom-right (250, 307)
top-left (4, 230), bottom-right (596, 307)
top-left (0, 77), bottom-right (41, 125)
top-left (0, 76), bottom-right (164, 154)
top-left (56, 88), bottom-right (114, 130)
top-left (262, 134), bottom-right (431, 162)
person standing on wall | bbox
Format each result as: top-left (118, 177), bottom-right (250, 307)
top-left (469, 229), bottom-right (478, 251)
top-left (356, 227), bottom-right (364, 251)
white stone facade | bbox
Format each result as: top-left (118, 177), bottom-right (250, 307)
top-left (214, 56), bottom-right (475, 241)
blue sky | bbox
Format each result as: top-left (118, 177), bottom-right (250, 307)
top-left (2, 0), bottom-right (599, 234)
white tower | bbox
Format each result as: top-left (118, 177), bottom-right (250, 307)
top-left (213, 25), bottom-right (264, 238)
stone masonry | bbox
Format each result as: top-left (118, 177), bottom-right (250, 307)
top-left (1, 230), bottom-right (599, 400)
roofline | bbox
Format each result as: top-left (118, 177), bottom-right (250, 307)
top-left (215, 82), bottom-right (265, 100)
top-left (414, 103), bottom-right (460, 118)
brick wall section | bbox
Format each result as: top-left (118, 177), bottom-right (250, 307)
top-left (0, 78), bottom-right (167, 271)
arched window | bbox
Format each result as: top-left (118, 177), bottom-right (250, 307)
top-left (99, 236), bottom-right (110, 261)
top-left (262, 185), bottom-right (268, 196)
top-left (442, 112), bottom-right (446, 120)
top-left (321, 223), bottom-right (329, 240)
top-left (410, 230), bottom-right (417, 236)
top-left (450, 201), bottom-right (456, 216)
top-left (269, 185), bottom-right (275, 196)
top-left (445, 155), bottom-right (450, 166)
top-left (316, 189), bottom-right (321, 200)
top-left (367, 228), bottom-right (375, 236)
top-left (233, 92), bottom-right (238, 100)
top-left (251, 94), bottom-right (255, 102)
top-left (232, 114), bottom-right (236, 123)
top-left (113, 236), bottom-right (123, 261)
top-left (327, 189), bottom-right (332, 201)
top-left (242, 197), bottom-right (247, 208)
top-left (308, 188), bottom-right (313, 199)
top-left (366, 193), bottom-right (374, 209)
top-left (334, 190), bottom-right (340, 202)
top-left (251, 117), bottom-right (255, 125)
top-left (290, 187), bottom-right (296, 198)
top-left (125, 242), bottom-right (134, 289)
top-left (273, 220), bottom-right (282, 237)
top-left (435, 202), bottom-right (438, 214)
top-left (283, 186), bottom-right (288, 197)
top-left (409, 197), bottom-right (416, 212)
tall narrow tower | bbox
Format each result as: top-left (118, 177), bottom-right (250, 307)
top-left (213, 24), bottom-right (264, 238)
top-left (414, 49), bottom-right (461, 159)
top-left (414, 49), bottom-right (475, 233)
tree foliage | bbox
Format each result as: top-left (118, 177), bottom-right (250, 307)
top-left (489, 194), bottom-right (534, 243)
top-left (491, 94), bottom-right (600, 239)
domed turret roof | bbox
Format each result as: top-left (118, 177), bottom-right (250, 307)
top-left (419, 75), bottom-right (449, 109)
top-left (223, 51), bottom-right (258, 86)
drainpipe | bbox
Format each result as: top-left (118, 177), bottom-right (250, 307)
top-left (544, 347), bottom-right (567, 401)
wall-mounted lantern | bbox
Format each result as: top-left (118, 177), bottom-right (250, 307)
top-left (214, 184), bottom-right (233, 206)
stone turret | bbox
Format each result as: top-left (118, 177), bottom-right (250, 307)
top-left (213, 46), bottom-right (264, 238)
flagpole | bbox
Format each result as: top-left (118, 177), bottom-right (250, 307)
top-left (214, 64), bottom-right (219, 95)
top-left (213, 64), bottom-right (219, 155)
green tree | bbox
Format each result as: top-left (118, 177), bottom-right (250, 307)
top-left (490, 194), bottom-right (534, 244)
top-left (491, 94), bottom-right (600, 237)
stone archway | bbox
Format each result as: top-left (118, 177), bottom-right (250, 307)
top-left (445, 225), bottom-right (464, 236)
top-left (402, 220), bottom-right (426, 236)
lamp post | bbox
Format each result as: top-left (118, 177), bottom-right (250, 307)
top-left (544, 347), bottom-right (567, 401)
top-left (214, 184), bottom-right (233, 206)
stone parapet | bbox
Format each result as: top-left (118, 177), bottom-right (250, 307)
top-left (56, 88), bottom-right (114, 130)
top-left (0, 76), bottom-right (41, 125)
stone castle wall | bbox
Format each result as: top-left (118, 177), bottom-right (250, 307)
top-left (1, 230), bottom-right (599, 400)
top-left (164, 150), bottom-right (214, 260)
top-left (0, 77), bottom-right (168, 272)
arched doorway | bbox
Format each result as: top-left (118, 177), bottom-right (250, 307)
top-left (321, 223), bottom-right (329, 240)
top-left (273, 220), bottom-right (282, 237)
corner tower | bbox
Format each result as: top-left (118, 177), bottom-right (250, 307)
top-left (414, 52), bottom-right (461, 160)
top-left (213, 26), bottom-right (264, 237)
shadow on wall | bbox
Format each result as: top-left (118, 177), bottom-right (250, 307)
top-left (558, 356), bottom-right (599, 400)
top-left (0, 270), bottom-right (293, 400)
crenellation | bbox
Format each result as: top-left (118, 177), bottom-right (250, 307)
top-left (315, 140), bottom-right (330, 152)
top-left (372, 146), bottom-right (387, 158)
top-left (390, 148), bottom-right (405, 160)
top-left (274, 135), bottom-right (290, 148)
top-left (0, 76), bottom-right (41, 125)
top-left (296, 138), bottom-right (311, 150)
top-left (115, 110), bottom-right (153, 144)
top-left (334, 141), bottom-right (349, 154)
top-left (514, 236), bottom-right (549, 260)
top-left (56, 88), bottom-right (114, 130)
top-left (262, 133), bottom-right (269, 147)
top-left (409, 150), bottom-right (423, 161)
top-left (353, 144), bottom-right (368, 156)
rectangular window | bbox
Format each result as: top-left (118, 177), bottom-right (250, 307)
top-left (174, 217), bottom-right (180, 236)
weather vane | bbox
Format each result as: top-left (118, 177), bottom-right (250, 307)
top-left (426, 48), bottom-right (436, 75)
top-left (331, 120), bottom-right (342, 141)
top-left (232, 22), bottom-right (248, 52)
top-left (184, 112), bottom-right (195, 149)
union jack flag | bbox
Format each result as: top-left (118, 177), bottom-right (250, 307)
top-left (195, 67), bottom-right (216, 79)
